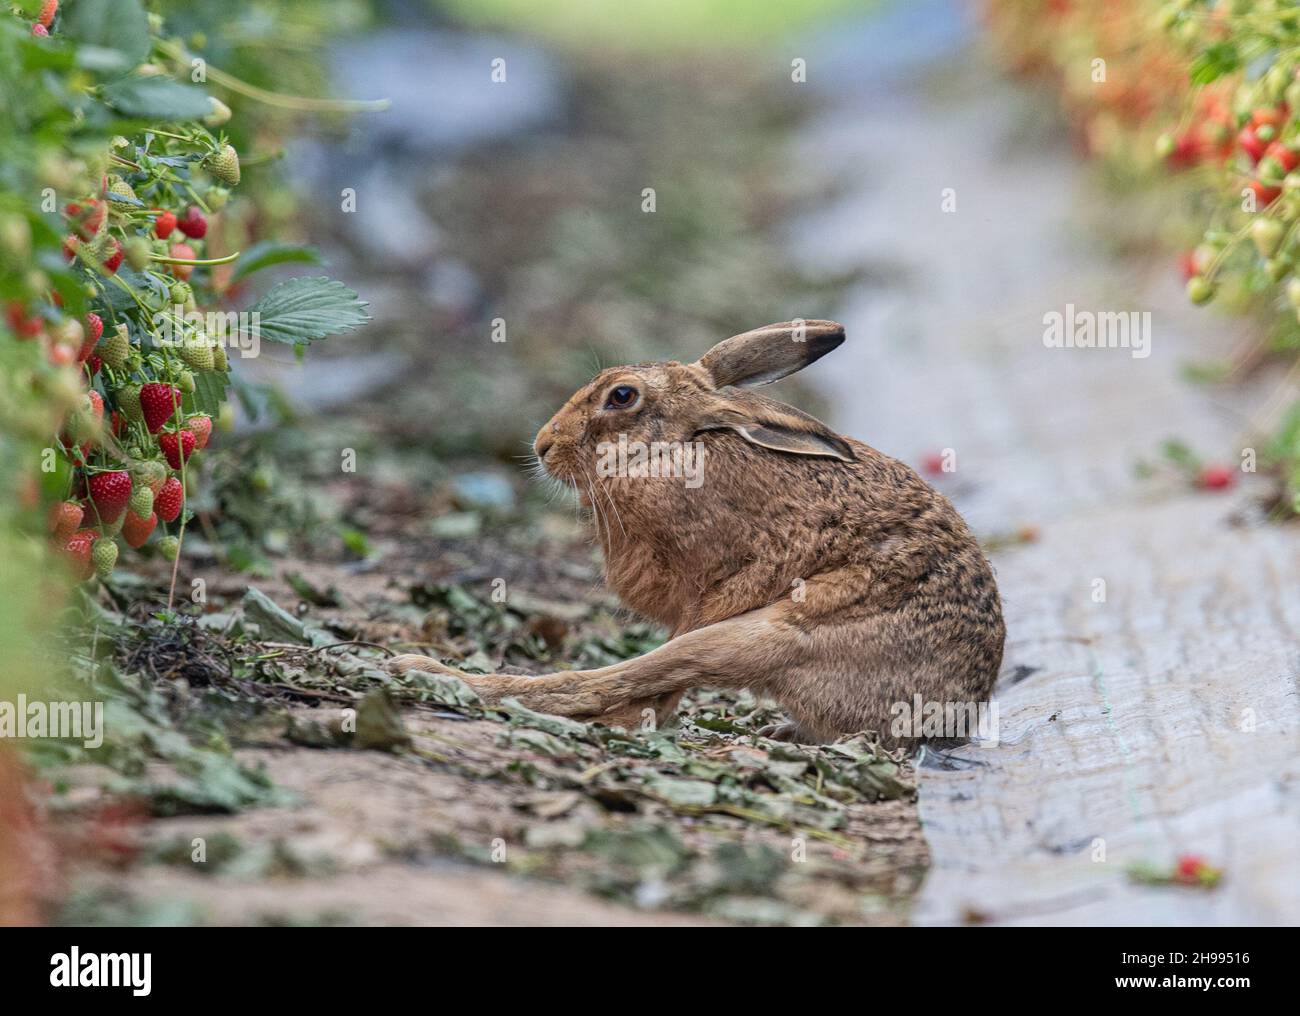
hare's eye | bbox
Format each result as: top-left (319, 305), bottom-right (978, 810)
top-left (605, 384), bottom-right (639, 409)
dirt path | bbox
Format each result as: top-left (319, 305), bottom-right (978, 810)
top-left (792, 35), bottom-right (1300, 924)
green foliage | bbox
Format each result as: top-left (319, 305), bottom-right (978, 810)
top-left (0, 2), bottom-right (368, 583)
top-left (247, 276), bottom-right (371, 345)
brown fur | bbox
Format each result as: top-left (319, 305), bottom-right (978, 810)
top-left (390, 321), bottom-right (1005, 747)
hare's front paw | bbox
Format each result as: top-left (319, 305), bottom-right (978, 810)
top-left (387, 654), bottom-right (464, 678)
top-left (756, 719), bottom-right (812, 743)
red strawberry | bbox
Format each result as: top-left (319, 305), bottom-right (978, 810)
top-left (159, 429), bottom-right (196, 469)
top-left (1264, 142), bottom-right (1299, 174)
top-left (154, 210), bottom-right (177, 239)
top-left (122, 510), bottom-right (158, 549)
top-left (139, 382), bottom-right (181, 433)
top-left (1176, 854), bottom-right (1206, 881)
top-left (65, 200), bottom-right (103, 239)
top-left (156, 477), bottom-right (183, 522)
top-left (32, 22), bottom-right (48, 37)
top-left (85, 354), bottom-right (102, 376)
top-left (80, 312), bottom-right (103, 361)
top-left (1251, 107), bottom-right (1285, 130)
top-left (4, 301), bottom-right (42, 338)
top-left (86, 389), bottom-right (104, 422)
top-left (103, 238), bottom-right (123, 273)
top-left (921, 450), bottom-right (948, 475)
top-left (38, 0), bottom-right (57, 28)
top-left (63, 530), bottom-right (97, 580)
top-left (62, 234), bottom-right (78, 261)
top-left (185, 415), bottom-right (212, 449)
top-left (1198, 464), bottom-right (1234, 490)
top-left (178, 206), bottom-right (208, 239)
top-left (1248, 179), bottom-right (1281, 205)
top-left (168, 243), bottom-right (196, 280)
top-left (86, 470), bottom-right (132, 522)
top-left (47, 500), bottom-right (83, 540)
top-left (1238, 125), bottom-right (1266, 163)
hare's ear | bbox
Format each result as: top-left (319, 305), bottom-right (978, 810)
top-left (693, 320), bottom-right (845, 389)
top-left (695, 403), bottom-right (855, 463)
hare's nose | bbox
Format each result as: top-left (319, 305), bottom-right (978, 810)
top-left (534, 434), bottom-right (555, 461)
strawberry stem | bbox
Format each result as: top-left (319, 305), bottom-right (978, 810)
top-left (151, 250), bottom-right (241, 267)
top-left (156, 38), bottom-right (390, 113)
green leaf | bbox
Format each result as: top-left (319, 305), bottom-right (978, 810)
top-left (190, 368), bottom-right (229, 419)
top-left (63, 0), bottom-right (150, 74)
top-left (246, 277), bottom-right (370, 345)
top-left (101, 78), bottom-right (213, 121)
top-left (231, 242), bottom-right (324, 283)
top-left (1189, 43), bottom-right (1240, 86)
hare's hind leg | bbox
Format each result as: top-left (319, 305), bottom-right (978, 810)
top-left (387, 606), bottom-right (788, 720)
top-left (386, 653), bottom-right (679, 725)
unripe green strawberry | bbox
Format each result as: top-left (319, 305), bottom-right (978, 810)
top-left (124, 236), bottom-right (151, 272)
top-left (105, 175), bottom-right (137, 205)
top-left (119, 383), bottom-right (144, 423)
top-left (180, 336), bottom-right (214, 371)
top-left (206, 186), bottom-right (230, 210)
top-left (99, 512), bottom-right (125, 538)
top-left (130, 458), bottom-right (167, 495)
top-left (205, 144), bottom-right (241, 186)
top-left (1288, 277), bottom-right (1300, 309)
top-left (169, 280), bottom-right (192, 307)
top-left (178, 370), bottom-right (195, 393)
top-left (64, 391), bottom-right (103, 445)
top-left (129, 485), bottom-right (153, 518)
top-left (82, 227), bottom-right (108, 259)
top-left (1187, 276), bottom-right (1215, 305)
top-left (205, 97), bottom-right (232, 128)
top-left (99, 323), bottom-right (130, 370)
top-left (213, 344), bottom-right (229, 371)
top-left (157, 534), bottom-right (180, 561)
top-left (1252, 218), bottom-right (1285, 258)
top-left (1259, 157), bottom-right (1287, 186)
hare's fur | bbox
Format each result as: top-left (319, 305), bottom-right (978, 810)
top-left (391, 321), bottom-right (1004, 747)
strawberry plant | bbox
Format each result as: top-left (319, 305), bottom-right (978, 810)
top-left (0, 1), bottom-right (371, 596)
top-left (984, 0), bottom-right (1300, 516)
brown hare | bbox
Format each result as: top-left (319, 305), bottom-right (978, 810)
top-left (390, 320), bottom-right (1005, 746)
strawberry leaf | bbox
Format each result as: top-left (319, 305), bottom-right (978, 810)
top-left (102, 78), bottom-right (213, 121)
top-left (245, 277), bottom-right (370, 345)
top-left (190, 369), bottom-right (229, 419)
top-left (230, 242), bottom-right (324, 283)
top-left (63, 0), bottom-right (151, 74)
